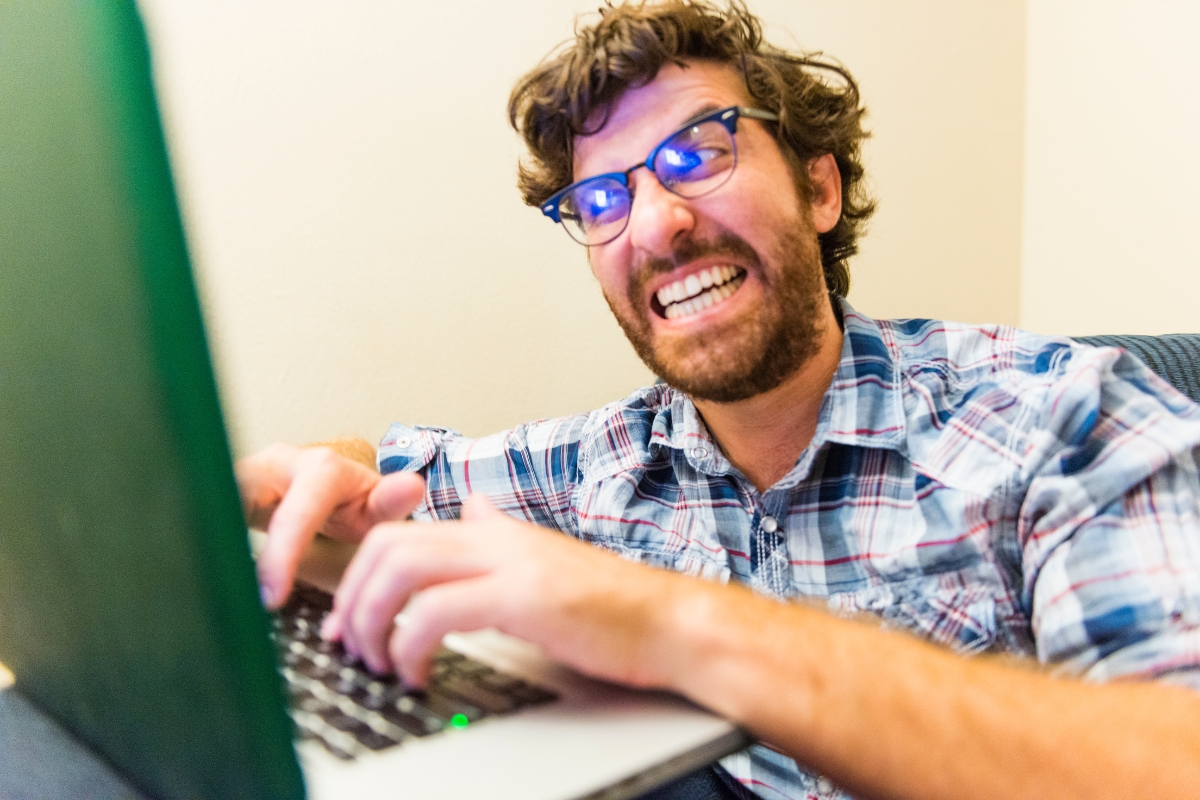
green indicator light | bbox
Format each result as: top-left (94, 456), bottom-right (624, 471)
top-left (450, 713), bottom-right (470, 729)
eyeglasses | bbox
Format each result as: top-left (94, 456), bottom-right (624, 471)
top-left (540, 105), bottom-right (780, 246)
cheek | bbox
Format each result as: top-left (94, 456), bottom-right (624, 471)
top-left (589, 249), bottom-right (632, 304)
top-left (705, 185), bottom-right (798, 248)
top-left (707, 150), bottom-right (803, 235)
top-left (760, 169), bottom-right (804, 221)
top-left (730, 141), bottom-right (808, 228)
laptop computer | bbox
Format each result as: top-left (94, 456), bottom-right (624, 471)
top-left (0, 2), bottom-right (748, 798)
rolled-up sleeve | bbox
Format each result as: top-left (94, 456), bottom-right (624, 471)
top-left (376, 416), bottom-right (589, 533)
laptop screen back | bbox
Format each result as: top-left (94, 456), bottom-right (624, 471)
top-left (0, 2), bottom-right (304, 797)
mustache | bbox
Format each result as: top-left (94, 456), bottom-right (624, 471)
top-left (636, 232), bottom-right (762, 279)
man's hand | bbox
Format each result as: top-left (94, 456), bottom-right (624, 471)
top-left (294, 488), bottom-right (1200, 800)
top-left (236, 441), bottom-right (425, 608)
top-left (320, 493), bottom-right (704, 686)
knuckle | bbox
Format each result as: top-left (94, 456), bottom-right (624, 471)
top-left (359, 526), bottom-right (402, 562)
top-left (380, 548), bottom-right (418, 589)
top-left (405, 587), bottom-right (437, 618)
top-left (400, 594), bottom-right (444, 644)
top-left (360, 524), bottom-right (390, 549)
top-left (361, 585), bottom-right (398, 623)
top-left (304, 446), bottom-right (342, 472)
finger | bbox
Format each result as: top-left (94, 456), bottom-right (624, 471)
top-left (459, 492), bottom-right (505, 522)
top-left (322, 523), bottom-right (407, 644)
top-left (235, 443), bottom-right (298, 531)
top-left (314, 474), bottom-right (425, 636)
top-left (337, 532), bottom-right (495, 669)
top-left (342, 546), bottom-right (426, 673)
top-left (256, 447), bottom-right (378, 608)
top-left (326, 525), bottom-right (487, 648)
top-left (366, 471), bottom-right (426, 522)
top-left (388, 577), bottom-right (505, 686)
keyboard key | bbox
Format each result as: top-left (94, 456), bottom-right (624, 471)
top-left (319, 709), bottom-right (363, 733)
top-left (378, 700), bottom-right (441, 737)
top-left (295, 694), bottom-right (331, 715)
top-left (436, 674), bottom-right (517, 714)
top-left (356, 729), bottom-right (402, 751)
top-left (273, 586), bottom-right (557, 759)
top-left (418, 688), bottom-right (485, 722)
top-left (512, 684), bottom-right (559, 705)
top-left (476, 671), bottom-right (523, 692)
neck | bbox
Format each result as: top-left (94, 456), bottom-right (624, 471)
top-left (692, 300), bottom-right (843, 493)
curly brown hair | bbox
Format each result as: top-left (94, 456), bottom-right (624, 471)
top-left (508, 0), bottom-right (875, 297)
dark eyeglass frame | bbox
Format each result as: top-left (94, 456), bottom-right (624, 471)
top-left (540, 105), bottom-right (780, 246)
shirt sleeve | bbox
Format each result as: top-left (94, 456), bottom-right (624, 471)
top-left (375, 416), bottom-right (590, 533)
top-left (1019, 345), bottom-right (1200, 690)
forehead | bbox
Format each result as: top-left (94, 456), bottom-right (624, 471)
top-left (573, 60), bottom-right (752, 177)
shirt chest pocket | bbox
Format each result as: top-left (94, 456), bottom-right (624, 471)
top-left (829, 573), bottom-right (999, 655)
top-left (573, 471), bottom-right (735, 583)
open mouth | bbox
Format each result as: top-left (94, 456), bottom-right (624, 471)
top-left (652, 266), bottom-right (747, 320)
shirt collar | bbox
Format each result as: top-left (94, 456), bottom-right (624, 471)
top-left (646, 298), bottom-right (908, 474)
top-left (818, 298), bottom-right (907, 452)
top-left (648, 387), bottom-right (731, 472)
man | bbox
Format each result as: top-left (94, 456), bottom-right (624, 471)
top-left (239, 1), bottom-right (1200, 798)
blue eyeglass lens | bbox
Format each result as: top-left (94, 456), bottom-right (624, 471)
top-left (559, 177), bottom-right (631, 243)
top-left (653, 120), bottom-right (736, 195)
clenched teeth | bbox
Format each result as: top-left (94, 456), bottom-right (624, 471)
top-left (658, 266), bottom-right (745, 320)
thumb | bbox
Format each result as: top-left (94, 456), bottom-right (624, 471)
top-left (368, 471), bottom-right (425, 522)
top-left (460, 492), bottom-right (503, 522)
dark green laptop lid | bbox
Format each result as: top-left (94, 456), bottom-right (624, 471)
top-left (0, 1), bottom-right (305, 797)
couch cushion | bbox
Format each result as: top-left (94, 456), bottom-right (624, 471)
top-left (1073, 334), bottom-right (1200, 405)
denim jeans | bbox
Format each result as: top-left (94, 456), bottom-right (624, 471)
top-left (632, 764), bottom-right (758, 800)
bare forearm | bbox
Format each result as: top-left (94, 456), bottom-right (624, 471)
top-left (657, 583), bottom-right (1200, 800)
top-left (308, 436), bottom-right (377, 471)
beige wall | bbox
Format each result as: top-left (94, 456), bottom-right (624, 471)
top-left (140, 1), bottom-right (1027, 454)
top-left (1021, 0), bottom-right (1200, 335)
top-left (759, 1), bottom-right (1026, 329)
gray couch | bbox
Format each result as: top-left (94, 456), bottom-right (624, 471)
top-left (1074, 334), bottom-right (1200, 403)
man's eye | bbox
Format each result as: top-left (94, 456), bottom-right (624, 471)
top-left (656, 143), bottom-right (731, 185)
top-left (660, 146), bottom-right (704, 172)
top-left (573, 185), bottom-right (628, 226)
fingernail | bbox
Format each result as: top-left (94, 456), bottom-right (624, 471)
top-left (260, 584), bottom-right (276, 608)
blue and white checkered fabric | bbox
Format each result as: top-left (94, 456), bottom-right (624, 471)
top-left (378, 300), bottom-right (1200, 800)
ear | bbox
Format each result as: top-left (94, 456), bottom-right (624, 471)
top-left (807, 153), bottom-right (842, 234)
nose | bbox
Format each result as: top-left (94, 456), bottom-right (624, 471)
top-left (624, 170), bottom-right (696, 257)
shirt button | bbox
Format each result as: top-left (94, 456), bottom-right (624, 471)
top-left (396, 437), bottom-right (411, 448)
top-left (760, 515), bottom-right (778, 533)
top-left (691, 446), bottom-right (708, 459)
top-left (816, 777), bottom-right (835, 795)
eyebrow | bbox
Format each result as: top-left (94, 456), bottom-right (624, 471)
top-left (572, 103), bottom-right (731, 183)
top-left (678, 104), bottom-right (726, 129)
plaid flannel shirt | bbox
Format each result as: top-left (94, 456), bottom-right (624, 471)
top-left (378, 301), bottom-right (1200, 800)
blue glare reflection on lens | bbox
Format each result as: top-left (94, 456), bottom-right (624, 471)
top-left (572, 178), bottom-right (629, 228)
top-left (662, 146), bottom-right (700, 170)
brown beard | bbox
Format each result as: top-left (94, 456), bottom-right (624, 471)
top-left (601, 224), bottom-right (830, 403)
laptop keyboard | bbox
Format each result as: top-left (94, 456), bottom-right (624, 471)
top-left (271, 584), bottom-right (558, 760)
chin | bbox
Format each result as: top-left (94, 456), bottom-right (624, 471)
top-left (649, 341), bottom-right (782, 403)
top-left (646, 300), bottom-right (827, 403)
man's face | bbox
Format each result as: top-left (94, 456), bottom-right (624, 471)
top-left (574, 61), bottom-right (837, 403)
